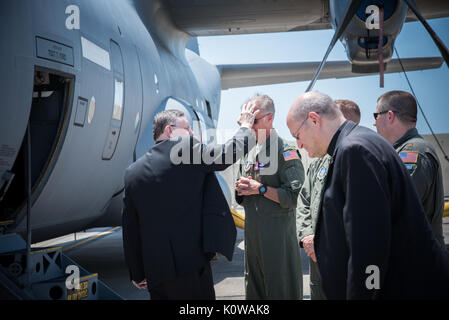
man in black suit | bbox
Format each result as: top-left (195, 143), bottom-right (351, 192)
top-left (122, 104), bottom-right (258, 300)
top-left (286, 91), bottom-right (449, 299)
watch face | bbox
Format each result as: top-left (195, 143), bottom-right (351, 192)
top-left (259, 186), bottom-right (266, 194)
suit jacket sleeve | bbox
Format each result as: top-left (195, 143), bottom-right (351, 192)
top-left (194, 127), bottom-right (256, 172)
top-left (339, 145), bottom-right (391, 299)
top-left (122, 188), bottom-right (145, 283)
top-left (202, 173), bottom-right (237, 261)
top-left (235, 161), bottom-right (244, 205)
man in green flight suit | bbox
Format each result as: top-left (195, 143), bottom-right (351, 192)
top-left (374, 90), bottom-right (445, 247)
top-left (235, 94), bottom-right (304, 300)
top-left (296, 99), bottom-right (361, 300)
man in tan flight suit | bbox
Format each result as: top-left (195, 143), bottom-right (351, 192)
top-left (236, 94), bottom-right (304, 300)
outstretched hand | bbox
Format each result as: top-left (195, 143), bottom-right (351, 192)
top-left (237, 101), bottom-right (260, 129)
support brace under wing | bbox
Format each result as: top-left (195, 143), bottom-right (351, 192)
top-left (217, 57), bottom-right (443, 90)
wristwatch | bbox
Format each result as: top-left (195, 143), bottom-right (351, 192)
top-left (258, 184), bottom-right (267, 195)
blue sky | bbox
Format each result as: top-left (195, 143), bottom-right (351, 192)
top-left (198, 17), bottom-right (449, 139)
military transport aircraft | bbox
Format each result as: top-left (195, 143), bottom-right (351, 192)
top-left (0, 0), bottom-right (448, 299)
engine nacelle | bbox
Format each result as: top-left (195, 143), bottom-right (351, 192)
top-left (330, 0), bottom-right (408, 72)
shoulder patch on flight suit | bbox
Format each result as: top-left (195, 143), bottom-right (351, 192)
top-left (283, 150), bottom-right (299, 161)
top-left (399, 151), bottom-right (418, 164)
top-left (316, 166), bottom-right (327, 181)
top-left (244, 161), bottom-right (251, 172)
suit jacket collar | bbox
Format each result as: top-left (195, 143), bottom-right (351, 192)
top-left (327, 120), bottom-right (358, 157)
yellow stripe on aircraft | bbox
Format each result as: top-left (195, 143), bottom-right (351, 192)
top-left (231, 209), bottom-right (245, 230)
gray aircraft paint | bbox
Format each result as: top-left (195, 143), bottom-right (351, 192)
top-left (0, 0), bottom-right (447, 242)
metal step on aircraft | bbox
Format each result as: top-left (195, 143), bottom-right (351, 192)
top-left (0, 0), bottom-right (448, 247)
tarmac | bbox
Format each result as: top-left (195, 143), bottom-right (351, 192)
top-left (32, 216), bottom-right (449, 300)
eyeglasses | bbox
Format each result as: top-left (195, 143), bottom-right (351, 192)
top-left (373, 110), bottom-right (388, 120)
top-left (254, 113), bottom-right (271, 124)
top-left (170, 124), bottom-right (191, 132)
top-left (373, 110), bottom-right (399, 120)
top-left (292, 115), bottom-right (309, 140)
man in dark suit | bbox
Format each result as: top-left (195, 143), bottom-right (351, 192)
top-left (286, 91), bottom-right (449, 299)
top-left (122, 105), bottom-right (258, 300)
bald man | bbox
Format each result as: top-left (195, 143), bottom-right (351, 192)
top-left (296, 99), bottom-right (361, 300)
top-left (287, 91), bottom-right (449, 299)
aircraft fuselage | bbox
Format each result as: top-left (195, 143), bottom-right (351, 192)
top-left (0, 0), bottom-right (220, 242)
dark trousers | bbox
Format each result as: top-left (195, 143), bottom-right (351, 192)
top-left (149, 263), bottom-right (215, 300)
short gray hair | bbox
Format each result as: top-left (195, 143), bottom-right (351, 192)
top-left (153, 109), bottom-right (184, 140)
top-left (291, 91), bottom-right (341, 121)
top-left (246, 94), bottom-right (275, 116)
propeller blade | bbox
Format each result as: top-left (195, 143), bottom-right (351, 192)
top-left (306, 0), bottom-right (364, 92)
top-left (403, 0), bottom-right (449, 68)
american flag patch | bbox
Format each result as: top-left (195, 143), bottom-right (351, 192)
top-left (399, 152), bottom-right (418, 163)
top-left (283, 151), bottom-right (299, 161)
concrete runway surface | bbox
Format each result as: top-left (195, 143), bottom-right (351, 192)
top-left (33, 217), bottom-right (449, 300)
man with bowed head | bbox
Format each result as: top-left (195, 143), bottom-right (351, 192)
top-left (286, 91), bottom-right (449, 299)
top-left (296, 99), bottom-right (361, 300)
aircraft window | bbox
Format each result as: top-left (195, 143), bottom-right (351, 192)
top-left (206, 100), bottom-right (212, 119)
top-left (88, 97), bottom-right (95, 124)
top-left (135, 112), bottom-right (141, 132)
top-left (154, 73), bottom-right (159, 94)
top-left (196, 111), bottom-right (209, 143)
top-left (112, 78), bottom-right (124, 121)
top-left (192, 119), bottom-right (202, 142)
top-left (102, 40), bottom-right (125, 160)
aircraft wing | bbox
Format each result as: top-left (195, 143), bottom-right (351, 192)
top-left (217, 57), bottom-right (443, 89)
top-left (165, 0), bottom-right (330, 36)
top-left (164, 0), bottom-right (449, 36)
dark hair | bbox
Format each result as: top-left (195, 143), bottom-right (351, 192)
top-left (377, 90), bottom-right (417, 123)
top-left (153, 109), bottom-right (184, 140)
top-left (335, 99), bottom-right (361, 124)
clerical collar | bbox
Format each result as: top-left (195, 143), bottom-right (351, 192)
top-left (327, 120), bottom-right (349, 156)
